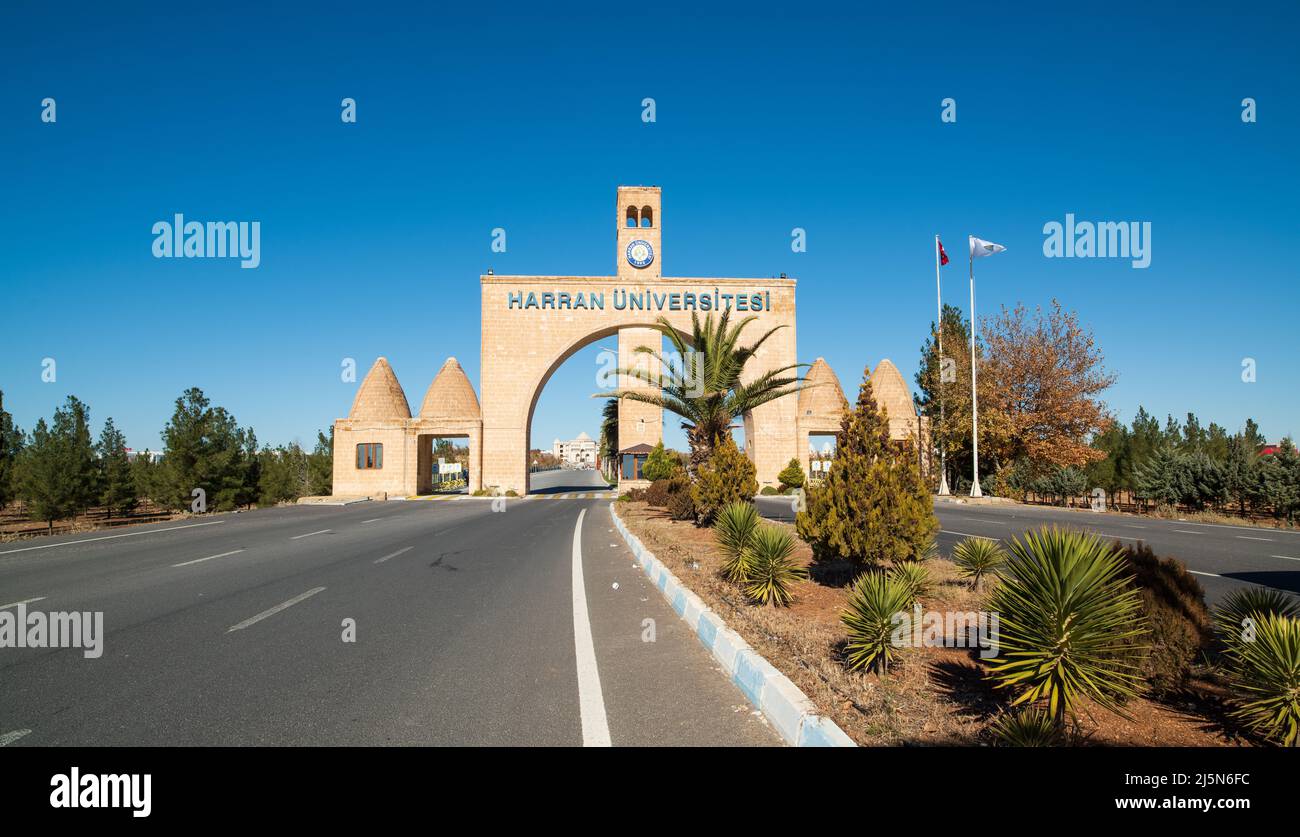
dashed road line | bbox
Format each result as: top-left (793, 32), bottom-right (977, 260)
top-left (290, 529), bottom-right (332, 540)
top-left (1272, 555), bottom-right (1298, 562)
top-left (0, 520), bottom-right (224, 556)
top-left (0, 729), bottom-right (32, 747)
top-left (0, 597), bottom-right (46, 610)
top-left (172, 549), bottom-right (245, 568)
top-left (227, 587), bottom-right (326, 633)
top-left (1237, 535), bottom-right (1273, 542)
top-left (374, 546), bottom-right (413, 564)
top-left (940, 530), bottom-right (998, 541)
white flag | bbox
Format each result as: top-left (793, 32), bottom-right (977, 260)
top-left (969, 236), bottom-right (1006, 258)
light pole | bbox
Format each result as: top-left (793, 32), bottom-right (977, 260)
top-left (935, 235), bottom-right (950, 496)
top-left (968, 246), bottom-right (982, 498)
top-left (966, 235), bottom-right (1006, 499)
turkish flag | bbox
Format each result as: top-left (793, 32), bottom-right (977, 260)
top-left (938, 239), bottom-right (950, 266)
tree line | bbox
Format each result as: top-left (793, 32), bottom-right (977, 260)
top-left (0, 388), bottom-right (332, 532)
top-left (914, 303), bottom-right (1298, 521)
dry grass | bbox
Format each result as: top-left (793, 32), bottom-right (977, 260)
top-left (618, 501), bottom-right (1249, 747)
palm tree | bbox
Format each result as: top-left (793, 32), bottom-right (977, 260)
top-left (596, 311), bottom-right (805, 475)
top-left (597, 398), bottom-right (618, 479)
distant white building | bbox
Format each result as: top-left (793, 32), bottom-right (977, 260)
top-left (553, 432), bottom-right (597, 466)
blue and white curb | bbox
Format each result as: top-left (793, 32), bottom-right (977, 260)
top-left (609, 503), bottom-right (856, 747)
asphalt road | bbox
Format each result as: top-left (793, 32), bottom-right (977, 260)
top-left (755, 494), bottom-right (1300, 606)
top-left (0, 477), bottom-right (777, 746)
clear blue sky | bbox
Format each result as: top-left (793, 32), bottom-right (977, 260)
top-left (2, 1), bottom-right (1297, 457)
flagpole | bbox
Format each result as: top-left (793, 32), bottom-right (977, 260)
top-left (935, 235), bottom-right (950, 496)
top-left (969, 240), bottom-right (983, 498)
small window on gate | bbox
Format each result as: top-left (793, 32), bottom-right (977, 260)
top-left (356, 443), bottom-right (383, 469)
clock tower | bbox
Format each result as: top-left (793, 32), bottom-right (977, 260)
top-left (614, 185), bottom-right (664, 459)
top-left (616, 186), bottom-right (661, 280)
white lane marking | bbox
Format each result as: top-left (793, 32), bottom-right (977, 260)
top-left (361, 518), bottom-right (383, 524)
top-left (1085, 531), bottom-right (1139, 541)
top-left (1272, 555), bottom-right (1299, 562)
top-left (0, 597), bottom-right (46, 610)
top-left (1173, 529), bottom-right (1201, 534)
top-left (1188, 570), bottom-right (1290, 593)
top-left (952, 516), bottom-right (1006, 525)
top-left (290, 529), bottom-right (332, 540)
top-left (571, 508), bottom-right (611, 747)
top-left (172, 549), bottom-right (245, 568)
top-left (227, 587), bottom-right (326, 633)
top-left (373, 546), bottom-right (413, 564)
top-left (1125, 525), bottom-right (1147, 529)
top-left (940, 530), bottom-right (997, 541)
top-left (0, 521), bottom-right (224, 556)
top-left (1157, 520), bottom-right (1300, 536)
top-left (1237, 536), bottom-right (1273, 542)
top-left (0, 729), bottom-right (32, 747)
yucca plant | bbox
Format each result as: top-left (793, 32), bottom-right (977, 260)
top-left (984, 527), bottom-right (1148, 725)
top-left (952, 537), bottom-right (1007, 591)
top-left (890, 561), bottom-right (932, 601)
top-left (842, 570), bottom-right (915, 675)
top-left (1227, 613), bottom-right (1300, 746)
top-left (913, 535), bottom-right (939, 563)
top-left (714, 501), bottom-right (761, 582)
top-left (743, 525), bottom-right (807, 607)
top-left (1214, 587), bottom-right (1300, 662)
top-left (989, 706), bottom-right (1063, 747)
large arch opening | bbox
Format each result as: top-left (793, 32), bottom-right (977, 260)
top-left (524, 323), bottom-right (708, 495)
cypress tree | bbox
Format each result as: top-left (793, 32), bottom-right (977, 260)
top-left (797, 365), bottom-right (937, 567)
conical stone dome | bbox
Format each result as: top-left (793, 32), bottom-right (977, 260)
top-left (348, 357), bottom-right (412, 420)
top-left (870, 359), bottom-right (915, 423)
top-left (419, 357), bottom-right (482, 421)
top-left (798, 357), bottom-right (848, 418)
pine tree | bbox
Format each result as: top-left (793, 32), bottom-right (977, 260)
top-left (307, 429), bottom-right (333, 496)
top-left (97, 417), bottom-right (138, 518)
top-left (158, 388), bottom-right (258, 512)
top-left (797, 365), bottom-right (937, 567)
top-left (0, 390), bottom-right (23, 510)
top-left (15, 417), bottom-right (80, 532)
top-left (1133, 447), bottom-right (1188, 508)
top-left (14, 396), bottom-right (102, 527)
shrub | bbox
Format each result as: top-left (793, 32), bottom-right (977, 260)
top-left (842, 570), bottom-right (914, 675)
top-left (1114, 541), bottom-right (1211, 695)
top-left (644, 479), bottom-right (673, 508)
top-left (1214, 588), bottom-right (1300, 662)
top-left (990, 707), bottom-right (1063, 747)
top-left (777, 458), bottom-right (804, 490)
top-left (1226, 613), bottom-right (1300, 746)
top-left (714, 501), bottom-right (761, 582)
top-left (760, 485), bottom-right (778, 496)
top-left (890, 561), bottom-right (932, 601)
top-left (667, 489), bottom-right (695, 521)
top-left (984, 528), bottom-right (1148, 724)
top-left (743, 525), bottom-right (806, 607)
top-left (952, 537), bottom-right (1006, 591)
top-left (691, 434), bottom-right (757, 525)
top-left (797, 366), bottom-right (936, 567)
top-left (641, 441), bottom-right (678, 482)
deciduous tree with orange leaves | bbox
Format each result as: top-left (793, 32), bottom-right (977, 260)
top-left (979, 300), bottom-right (1117, 472)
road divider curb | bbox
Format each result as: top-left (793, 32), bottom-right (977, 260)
top-left (609, 503), bottom-right (855, 748)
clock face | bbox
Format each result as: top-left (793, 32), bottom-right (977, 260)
top-left (626, 239), bottom-right (654, 268)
